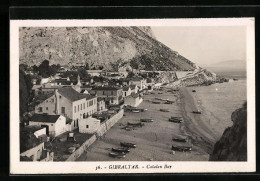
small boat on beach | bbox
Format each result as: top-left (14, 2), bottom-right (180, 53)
top-left (169, 117), bottom-right (183, 123)
top-left (132, 109), bottom-right (140, 113)
top-left (158, 92), bottom-right (163, 94)
top-left (233, 78), bottom-right (239, 81)
top-left (127, 122), bottom-right (144, 127)
top-left (152, 101), bottom-right (161, 104)
top-left (120, 142), bottom-right (137, 148)
top-left (109, 152), bottom-right (126, 158)
top-left (112, 147), bottom-right (130, 153)
top-left (160, 109), bottom-right (170, 112)
top-left (192, 111), bottom-right (202, 114)
top-left (172, 136), bottom-right (188, 142)
top-left (140, 118), bottom-right (154, 122)
top-left (192, 90), bottom-right (196, 92)
top-left (171, 145), bottom-right (192, 152)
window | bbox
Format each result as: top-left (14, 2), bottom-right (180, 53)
top-left (59, 95), bottom-right (62, 99)
top-left (103, 91), bottom-right (104, 95)
top-left (89, 100), bottom-right (93, 106)
top-left (87, 102), bottom-right (89, 107)
top-left (78, 105), bottom-right (79, 111)
top-left (51, 124), bottom-right (53, 126)
top-left (39, 107), bottom-right (42, 112)
top-left (46, 100), bottom-right (48, 103)
top-left (46, 107), bottom-right (48, 111)
top-left (74, 106), bottom-right (76, 113)
top-left (61, 107), bottom-right (65, 114)
top-left (86, 125), bottom-right (89, 128)
top-left (81, 104), bottom-right (82, 110)
top-left (83, 103), bottom-right (85, 109)
top-left (125, 92), bottom-right (126, 96)
top-left (74, 121), bottom-right (75, 127)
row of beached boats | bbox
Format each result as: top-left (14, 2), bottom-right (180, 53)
top-left (171, 135), bottom-right (192, 152)
top-left (122, 118), bottom-right (154, 131)
top-left (109, 142), bottom-right (137, 158)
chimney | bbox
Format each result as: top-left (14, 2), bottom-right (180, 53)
top-left (55, 89), bottom-right (60, 115)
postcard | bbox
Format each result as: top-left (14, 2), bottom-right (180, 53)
top-left (10, 18), bottom-right (255, 174)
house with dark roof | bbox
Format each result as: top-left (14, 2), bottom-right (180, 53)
top-left (34, 87), bottom-right (98, 131)
top-left (89, 86), bottom-right (123, 105)
top-left (29, 114), bottom-right (67, 137)
top-left (20, 125), bottom-right (54, 161)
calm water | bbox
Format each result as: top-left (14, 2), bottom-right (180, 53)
top-left (188, 78), bottom-right (247, 137)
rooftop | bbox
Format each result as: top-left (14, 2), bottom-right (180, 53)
top-left (130, 84), bottom-right (137, 90)
top-left (21, 125), bottom-right (45, 133)
top-left (20, 126), bottom-right (42, 153)
top-left (29, 114), bottom-right (61, 123)
top-left (31, 92), bottom-right (54, 106)
top-left (131, 93), bottom-right (139, 98)
top-left (123, 86), bottom-right (131, 91)
top-left (92, 86), bottom-right (121, 91)
top-left (58, 87), bottom-right (94, 102)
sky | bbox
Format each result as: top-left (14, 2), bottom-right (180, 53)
top-left (151, 26), bottom-right (246, 66)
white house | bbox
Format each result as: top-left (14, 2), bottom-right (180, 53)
top-left (97, 98), bottom-right (106, 112)
top-left (79, 117), bottom-right (100, 134)
top-left (29, 114), bottom-right (67, 137)
top-left (34, 87), bottom-right (98, 131)
top-left (124, 93), bottom-right (143, 107)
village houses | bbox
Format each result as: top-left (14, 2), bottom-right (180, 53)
top-left (129, 77), bottom-right (147, 90)
top-left (90, 86), bottom-right (123, 105)
top-left (34, 87), bottom-right (97, 131)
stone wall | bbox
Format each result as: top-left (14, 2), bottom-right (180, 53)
top-left (66, 109), bottom-right (124, 161)
top-left (96, 109), bottom-right (124, 137)
top-left (66, 134), bottom-right (97, 161)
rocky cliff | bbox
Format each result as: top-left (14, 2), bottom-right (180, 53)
top-left (19, 27), bottom-right (196, 71)
top-left (209, 102), bottom-right (247, 161)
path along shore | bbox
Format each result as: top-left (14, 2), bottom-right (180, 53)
top-left (76, 87), bottom-right (219, 161)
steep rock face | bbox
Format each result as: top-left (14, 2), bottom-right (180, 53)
top-left (209, 103), bottom-right (247, 161)
top-left (19, 27), bottom-right (196, 71)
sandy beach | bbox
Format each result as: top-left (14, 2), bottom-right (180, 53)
top-left (76, 86), bottom-right (217, 161)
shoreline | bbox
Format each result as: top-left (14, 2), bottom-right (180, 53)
top-left (179, 87), bottom-right (217, 154)
top-left (76, 87), bottom-right (212, 161)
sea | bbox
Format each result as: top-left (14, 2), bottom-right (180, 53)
top-left (187, 71), bottom-right (247, 138)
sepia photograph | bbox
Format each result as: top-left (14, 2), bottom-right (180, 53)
top-left (10, 18), bottom-right (255, 174)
